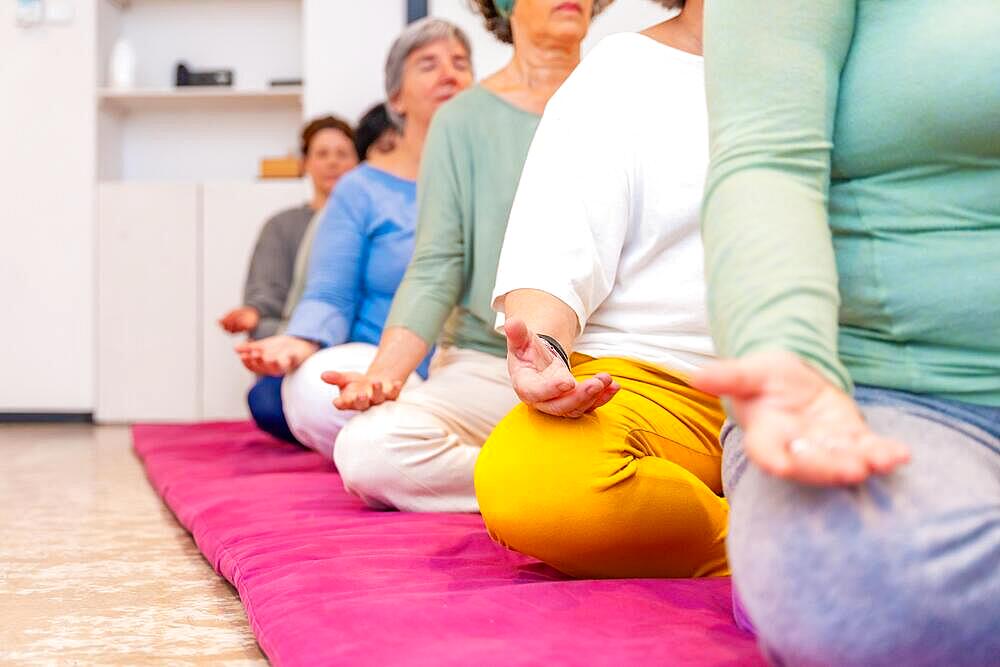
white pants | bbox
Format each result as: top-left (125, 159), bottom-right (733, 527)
top-left (280, 342), bottom-right (423, 458)
top-left (334, 347), bottom-right (519, 513)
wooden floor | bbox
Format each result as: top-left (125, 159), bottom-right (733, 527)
top-left (0, 424), bottom-right (267, 665)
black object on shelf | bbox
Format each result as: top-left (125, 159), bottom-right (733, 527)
top-left (175, 61), bottom-right (234, 87)
top-left (269, 78), bottom-right (303, 88)
top-left (407, 0), bottom-right (428, 23)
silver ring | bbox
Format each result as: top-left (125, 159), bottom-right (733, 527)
top-left (788, 437), bottom-right (813, 455)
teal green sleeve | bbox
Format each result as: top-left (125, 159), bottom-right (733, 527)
top-left (385, 115), bottom-right (465, 346)
top-left (702, 0), bottom-right (856, 390)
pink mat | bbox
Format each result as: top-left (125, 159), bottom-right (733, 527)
top-left (132, 421), bottom-right (763, 667)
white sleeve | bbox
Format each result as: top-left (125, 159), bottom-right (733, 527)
top-left (492, 49), bottom-right (631, 334)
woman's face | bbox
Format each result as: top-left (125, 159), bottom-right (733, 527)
top-left (303, 128), bottom-right (359, 196)
top-left (512, 0), bottom-right (594, 45)
top-left (391, 37), bottom-right (473, 129)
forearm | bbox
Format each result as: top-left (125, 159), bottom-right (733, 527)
top-left (367, 326), bottom-right (431, 383)
top-left (385, 257), bottom-right (463, 348)
top-left (703, 0), bottom-right (856, 391)
top-left (503, 289), bottom-right (578, 352)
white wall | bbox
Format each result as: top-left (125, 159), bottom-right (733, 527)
top-left (201, 181), bottom-right (309, 420)
top-left (98, 0), bottom-right (304, 182)
top-left (304, 0), bottom-right (407, 124)
top-left (306, 0), bottom-right (676, 124)
top-left (97, 183), bottom-right (201, 422)
top-left (117, 107), bottom-right (303, 181)
top-left (114, 0), bottom-right (303, 90)
top-left (0, 0), bottom-right (96, 412)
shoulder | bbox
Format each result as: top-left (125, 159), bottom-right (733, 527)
top-left (261, 204), bottom-right (311, 236)
top-left (431, 86), bottom-right (495, 129)
top-left (549, 33), bottom-right (701, 115)
top-left (266, 203), bottom-right (310, 223)
top-left (331, 164), bottom-right (377, 198)
top-left (426, 86), bottom-right (529, 144)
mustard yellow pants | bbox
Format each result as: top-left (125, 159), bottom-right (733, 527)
top-left (475, 355), bottom-right (729, 579)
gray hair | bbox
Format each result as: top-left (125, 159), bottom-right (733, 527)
top-left (384, 18), bottom-right (473, 129)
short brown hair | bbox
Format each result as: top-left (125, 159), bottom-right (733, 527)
top-left (300, 116), bottom-right (356, 158)
top-left (467, 0), bottom-right (616, 44)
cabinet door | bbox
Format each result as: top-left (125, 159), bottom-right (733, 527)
top-left (201, 181), bottom-right (309, 420)
top-left (97, 182), bottom-right (200, 422)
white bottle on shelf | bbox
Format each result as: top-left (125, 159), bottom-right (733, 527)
top-left (109, 38), bottom-right (136, 90)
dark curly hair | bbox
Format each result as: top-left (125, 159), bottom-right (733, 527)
top-left (300, 115), bottom-right (356, 158)
top-left (466, 0), bottom-right (616, 44)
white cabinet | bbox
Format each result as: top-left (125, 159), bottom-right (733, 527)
top-left (97, 183), bottom-right (200, 422)
top-left (97, 180), bottom-right (308, 423)
top-left (202, 181), bottom-right (309, 420)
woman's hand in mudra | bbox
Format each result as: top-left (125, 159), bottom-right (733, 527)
top-left (692, 350), bottom-right (910, 486)
top-left (219, 306), bottom-right (260, 334)
top-left (504, 318), bottom-right (618, 418)
top-left (235, 335), bottom-right (319, 377)
top-left (321, 371), bottom-right (403, 411)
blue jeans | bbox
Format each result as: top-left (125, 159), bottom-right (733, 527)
top-left (247, 376), bottom-right (299, 445)
top-left (723, 386), bottom-right (999, 667)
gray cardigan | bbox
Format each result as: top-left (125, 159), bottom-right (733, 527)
top-left (243, 204), bottom-right (313, 339)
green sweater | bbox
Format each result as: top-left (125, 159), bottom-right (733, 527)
top-left (703, 0), bottom-right (1000, 406)
top-left (386, 86), bottom-right (541, 357)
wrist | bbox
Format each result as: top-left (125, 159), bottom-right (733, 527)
top-left (537, 334), bottom-right (570, 369)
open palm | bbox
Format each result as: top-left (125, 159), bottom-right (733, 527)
top-left (693, 350), bottom-right (910, 485)
top-left (235, 335), bottom-right (318, 377)
top-left (504, 318), bottom-right (618, 418)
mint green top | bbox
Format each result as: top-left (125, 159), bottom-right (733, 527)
top-left (703, 0), bottom-right (1000, 406)
top-left (386, 86), bottom-right (541, 357)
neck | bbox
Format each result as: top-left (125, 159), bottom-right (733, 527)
top-left (395, 117), bottom-right (428, 175)
top-left (310, 191), bottom-right (328, 211)
top-left (504, 30), bottom-right (580, 98)
top-left (674, 0), bottom-right (704, 55)
top-left (369, 115), bottom-right (428, 180)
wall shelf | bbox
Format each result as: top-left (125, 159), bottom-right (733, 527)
top-left (99, 87), bottom-right (303, 113)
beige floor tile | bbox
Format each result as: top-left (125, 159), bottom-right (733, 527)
top-left (0, 424), bottom-right (267, 666)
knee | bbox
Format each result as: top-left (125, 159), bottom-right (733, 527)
top-left (475, 407), bottom-right (594, 550)
top-left (729, 468), bottom-right (1000, 666)
top-left (247, 377), bottom-right (296, 444)
top-left (332, 410), bottom-right (398, 507)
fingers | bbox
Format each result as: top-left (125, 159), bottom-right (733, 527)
top-left (384, 380), bottom-right (404, 401)
top-left (330, 376), bottom-right (401, 411)
top-left (741, 409), bottom-right (797, 478)
top-left (321, 371), bottom-right (349, 388)
top-left (749, 426), bottom-right (908, 486)
top-left (504, 317), bottom-right (558, 376)
top-left (745, 419), bottom-right (866, 485)
top-left (533, 375), bottom-right (614, 418)
top-left (691, 359), bottom-right (767, 399)
top-left (512, 364), bottom-right (577, 404)
top-left (275, 350), bottom-right (297, 374)
top-left (786, 443), bottom-right (870, 486)
top-left (237, 345), bottom-right (263, 373)
top-left (585, 380), bottom-right (620, 413)
top-left (504, 318), bottom-right (533, 358)
top-left (857, 433), bottom-right (911, 475)
top-left (370, 381), bottom-right (385, 405)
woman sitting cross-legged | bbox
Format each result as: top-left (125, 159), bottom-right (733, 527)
top-left (236, 19), bottom-right (474, 453)
top-left (323, 0), bottom-right (613, 513)
top-left (694, 0), bottom-right (999, 664)
top-left (474, 0), bottom-right (729, 579)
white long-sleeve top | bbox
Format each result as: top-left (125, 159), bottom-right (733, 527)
top-left (492, 33), bottom-right (715, 375)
